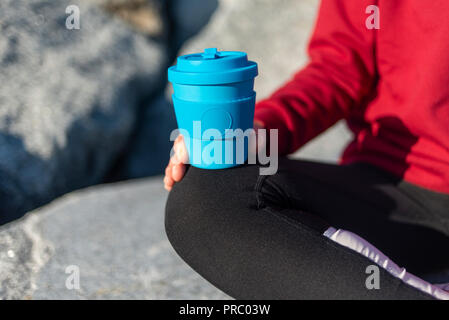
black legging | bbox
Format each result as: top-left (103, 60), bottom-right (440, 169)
top-left (165, 158), bottom-right (449, 299)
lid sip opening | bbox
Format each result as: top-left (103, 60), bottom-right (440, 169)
top-left (202, 48), bottom-right (219, 59)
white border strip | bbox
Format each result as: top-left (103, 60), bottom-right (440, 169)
top-left (323, 227), bottom-right (449, 300)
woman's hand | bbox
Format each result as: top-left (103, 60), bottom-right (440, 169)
top-left (164, 121), bottom-right (266, 191)
top-left (164, 134), bottom-right (189, 191)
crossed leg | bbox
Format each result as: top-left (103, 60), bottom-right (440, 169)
top-left (165, 158), bottom-right (449, 299)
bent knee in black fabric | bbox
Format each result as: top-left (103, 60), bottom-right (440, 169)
top-left (165, 164), bottom-right (261, 239)
top-left (164, 164), bottom-right (261, 264)
top-left (164, 163), bottom-right (434, 300)
top-left (164, 164), bottom-right (264, 297)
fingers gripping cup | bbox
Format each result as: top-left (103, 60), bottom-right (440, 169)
top-left (168, 48), bottom-right (258, 169)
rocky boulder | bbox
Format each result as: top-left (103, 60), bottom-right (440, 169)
top-left (0, 177), bottom-right (229, 299)
top-left (0, 0), bottom-right (166, 223)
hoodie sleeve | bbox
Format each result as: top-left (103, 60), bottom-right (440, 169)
top-left (254, 0), bottom-right (378, 155)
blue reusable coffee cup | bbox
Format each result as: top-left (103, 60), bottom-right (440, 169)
top-left (168, 48), bottom-right (258, 169)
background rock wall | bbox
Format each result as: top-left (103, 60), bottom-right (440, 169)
top-left (0, 0), bottom-right (167, 223)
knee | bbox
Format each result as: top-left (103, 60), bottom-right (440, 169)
top-left (164, 165), bottom-right (258, 259)
top-left (164, 168), bottom-right (201, 252)
top-left (164, 166), bottom-right (227, 255)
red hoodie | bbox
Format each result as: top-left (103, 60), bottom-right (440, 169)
top-left (254, 0), bottom-right (449, 194)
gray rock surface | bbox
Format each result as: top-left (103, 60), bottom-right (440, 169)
top-left (0, 177), bottom-right (230, 299)
top-left (0, 0), bottom-right (166, 222)
top-left (180, 0), bottom-right (353, 162)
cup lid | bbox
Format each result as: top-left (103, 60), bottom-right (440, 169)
top-left (168, 48), bottom-right (258, 85)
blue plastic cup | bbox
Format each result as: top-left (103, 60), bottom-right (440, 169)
top-left (168, 48), bottom-right (258, 169)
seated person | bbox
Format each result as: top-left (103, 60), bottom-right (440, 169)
top-left (163, 0), bottom-right (449, 299)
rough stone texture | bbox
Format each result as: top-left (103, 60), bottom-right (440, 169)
top-left (180, 0), bottom-right (353, 162)
top-left (0, 177), bottom-right (230, 300)
top-left (0, 0), bottom-right (166, 222)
